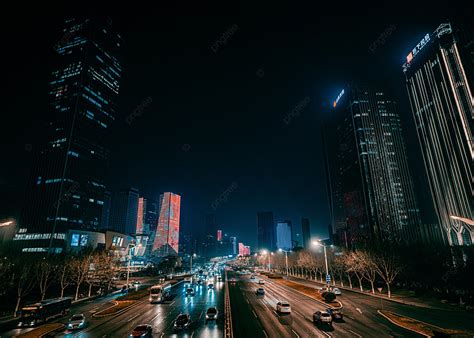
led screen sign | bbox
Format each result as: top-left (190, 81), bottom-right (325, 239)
top-left (333, 89), bottom-right (345, 108)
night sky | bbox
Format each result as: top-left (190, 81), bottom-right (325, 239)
top-left (1, 4), bottom-right (472, 249)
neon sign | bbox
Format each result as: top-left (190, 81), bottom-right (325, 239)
top-left (333, 89), bottom-right (345, 108)
top-left (406, 33), bottom-right (430, 64)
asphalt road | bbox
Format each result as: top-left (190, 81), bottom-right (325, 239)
top-left (229, 271), bottom-right (419, 337)
top-left (1, 276), bottom-right (224, 338)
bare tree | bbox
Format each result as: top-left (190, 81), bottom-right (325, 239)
top-left (14, 263), bottom-right (36, 316)
top-left (332, 254), bottom-right (346, 287)
top-left (71, 255), bottom-right (91, 301)
top-left (359, 251), bottom-right (377, 294)
top-left (345, 251), bottom-right (365, 291)
top-left (58, 259), bottom-right (73, 298)
top-left (373, 253), bottom-right (402, 298)
top-left (37, 259), bottom-right (55, 301)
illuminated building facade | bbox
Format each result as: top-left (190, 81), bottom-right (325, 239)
top-left (403, 23), bottom-right (473, 245)
top-left (136, 197), bottom-right (145, 234)
top-left (18, 18), bottom-right (122, 253)
top-left (276, 220), bottom-right (292, 250)
top-left (152, 192), bottom-right (181, 256)
top-left (325, 84), bottom-right (421, 247)
top-left (238, 242), bottom-right (250, 256)
top-left (217, 229), bottom-right (222, 242)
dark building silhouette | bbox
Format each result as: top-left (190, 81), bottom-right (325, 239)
top-left (257, 211), bottom-right (275, 251)
top-left (324, 84), bottom-right (421, 248)
top-left (17, 18), bottom-right (122, 253)
top-left (301, 218), bottom-right (311, 249)
top-left (110, 188), bottom-right (139, 235)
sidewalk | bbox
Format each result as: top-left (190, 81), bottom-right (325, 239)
top-left (285, 274), bottom-right (465, 312)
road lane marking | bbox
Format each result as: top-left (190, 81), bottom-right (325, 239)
top-left (272, 310), bottom-right (279, 317)
top-left (199, 310), bottom-right (203, 320)
top-left (262, 329), bottom-right (269, 338)
top-left (127, 313), bottom-right (141, 322)
top-left (291, 329), bottom-right (300, 337)
top-left (191, 331), bottom-right (195, 337)
top-left (356, 307), bottom-right (362, 314)
top-left (347, 329), bottom-right (362, 337)
top-left (252, 310), bottom-right (258, 318)
top-left (169, 300), bottom-right (176, 306)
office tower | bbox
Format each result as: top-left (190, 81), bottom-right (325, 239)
top-left (111, 188), bottom-right (139, 235)
top-left (276, 220), bottom-right (292, 250)
top-left (301, 218), bottom-right (311, 249)
top-left (324, 84), bottom-right (421, 247)
top-left (238, 243), bottom-right (250, 256)
top-left (152, 192), bottom-right (181, 256)
top-left (100, 191), bottom-right (112, 230)
top-left (205, 213), bottom-right (217, 237)
top-left (257, 211), bottom-right (275, 251)
top-left (217, 229), bottom-right (222, 242)
top-left (136, 197), bottom-right (145, 234)
top-left (144, 198), bottom-right (158, 233)
top-left (18, 18), bottom-right (122, 253)
top-left (403, 23), bottom-right (473, 245)
top-left (230, 236), bottom-right (237, 255)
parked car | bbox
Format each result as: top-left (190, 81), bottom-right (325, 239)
top-left (68, 314), bottom-right (86, 330)
top-left (173, 313), bottom-right (191, 331)
top-left (313, 310), bottom-right (333, 325)
top-left (256, 288), bottom-right (265, 296)
top-left (205, 307), bottom-right (218, 323)
top-left (130, 324), bottom-right (152, 337)
top-left (276, 301), bottom-right (291, 314)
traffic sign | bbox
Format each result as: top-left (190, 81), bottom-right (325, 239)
top-left (326, 274), bottom-right (331, 283)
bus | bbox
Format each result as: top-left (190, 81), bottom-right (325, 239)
top-left (149, 282), bottom-right (171, 303)
top-left (18, 298), bottom-right (72, 327)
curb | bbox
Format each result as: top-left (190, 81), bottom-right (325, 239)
top-left (377, 310), bottom-right (429, 337)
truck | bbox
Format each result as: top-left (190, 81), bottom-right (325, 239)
top-left (149, 282), bottom-right (171, 303)
top-left (18, 298), bottom-right (72, 327)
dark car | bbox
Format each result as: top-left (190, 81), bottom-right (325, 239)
top-left (205, 307), bottom-right (218, 323)
top-left (174, 313), bottom-right (191, 331)
top-left (256, 288), bottom-right (265, 296)
top-left (327, 307), bottom-right (343, 320)
top-left (130, 324), bottom-right (152, 337)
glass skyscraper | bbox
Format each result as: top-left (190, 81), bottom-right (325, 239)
top-left (17, 18), bottom-right (123, 253)
top-left (403, 23), bottom-right (473, 246)
top-left (152, 192), bottom-right (181, 256)
top-left (257, 211), bottom-right (275, 251)
top-left (325, 84), bottom-right (421, 247)
top-left (276, 220), bottom-right (292, 250)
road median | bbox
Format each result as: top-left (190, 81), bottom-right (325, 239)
top-left (378, 310), bottom-right (473, 337)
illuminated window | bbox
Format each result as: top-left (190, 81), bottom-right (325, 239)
top-left (71, 233), bottom-right (80, 246)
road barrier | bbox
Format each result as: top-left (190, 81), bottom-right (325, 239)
top-left (224, 271), bottom-right (234, 338)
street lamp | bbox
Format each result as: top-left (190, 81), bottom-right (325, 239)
top-left (190, 253), bottom-right (197, 273)
top-left (126, 242), bottom-right (136, 289)
top-left (0, 220), bottom-right (15, 227)
top-left (278, 248), bottom-right (290, 277)
top-left (312, 239), bottom-right (330, 287)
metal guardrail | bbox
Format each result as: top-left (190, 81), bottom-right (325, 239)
top-left (224, 270), bottom-right (234, 338)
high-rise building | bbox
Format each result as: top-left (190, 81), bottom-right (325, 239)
top-left (111, 188), bottom-right (139, 235)
top-left (217, 229), bottom-right (222, 242)
top-left (301, 218), bottom-right (311, 249)
top-left (100, 191), bottom-right (112, 230)
top-left (152, 192), bottom-right (181, 256)
top-left (230, 236), bottom-right (237, 255)
top-left (238, 242), bottom-right (250, 256)
top-left (17, 18), bottom-right (122, 253)
top-left (324, 84), bottom-right (421, 247)
top-left (257, 211), bottom-right (275, 251)
top-left (403, 23), bottom-right (473, 245)
top-left (276, 220), bottom-right (292, 250)
top-left (205, 213), bottom-right (217, 237)
top-left (136, 197), bottom-right (145, 234)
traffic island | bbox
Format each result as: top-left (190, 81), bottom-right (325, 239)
top-left (16, 323), bottom-right (65, 337)
top-left (93, 288), bottom-right (149, 318)
top-left (275, 279), bottom-right (342, 309)
top-left (378, 310), bottom-right (474, 337)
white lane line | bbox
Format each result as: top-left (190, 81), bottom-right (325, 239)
top-left (127, 313), bottom-right (141, 322)
top-left (262, 329), bottom-right (269, 338)
top-left (169, 300), bottom-right (176, 306)
top-left (321, 330), bottom-right (331, 337)
top-left (190, 331), bottom-right (195, 337)
top-left (252, 310), bottom-right (258, 318)
top-left (272, 310), bottom-right (279, 317)
top-left (347, 329), bottom-right (362, 337)
top-left (356, 307), bottom-right (362, 314)
top-left (199, 310), bottom-right (203, 320)
top-left (291, 329), bottom-right (300, 337)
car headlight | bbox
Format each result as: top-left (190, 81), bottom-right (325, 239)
top-left (68, 323), bottom-right (73, 328)
top-left (149, 297), bottom-right (152, 301)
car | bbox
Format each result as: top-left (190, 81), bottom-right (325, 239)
top-left (130, 324), bottom-right (152, 337)
top-left (327, 307), bottom-right (343, 320)
top-left (332, 287), bottom-right (342, 295)
top-left (208, 283), bottom-right (214, 290)
top-left (68, 314), bottom-right (86, 330)
top-left (186, 288), bottom-right (195, 296)
top-left (313, 310), bottom-right (333, 325)
top-left (230, 278), bottom-right (237, 284)
top-left (276, 301), bottom-right (291, 314)
top-left (250, 274), bottom-right (256, 279)
top-left (258, 280), bottom-right (265, 285)
top-left (174, 313), bottom-right (191, 330)
top-left (256, 288), bottom-right (265, 296)
top-left (205, 307), bottom-right (218, 323)
top-left (133, 280), bottom-right (142, 285)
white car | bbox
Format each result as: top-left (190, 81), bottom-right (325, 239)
top-left (68, 314), bottom-right (86, 330)
top-left (258, 280), bottom-right (265, 285)
top-left (276, 301), bottom-right (291, 314)
top-left (313, 310), bottom-right (333, 325)
top-left (332, 287), bottom-right (341, 295)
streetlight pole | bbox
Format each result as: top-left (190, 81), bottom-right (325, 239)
top-left (278, 249), bottom-right (290, 277)
top-left (312, 240), bottom-right (330, 287)
top-left (126, 243), bottom-right (136, 289)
